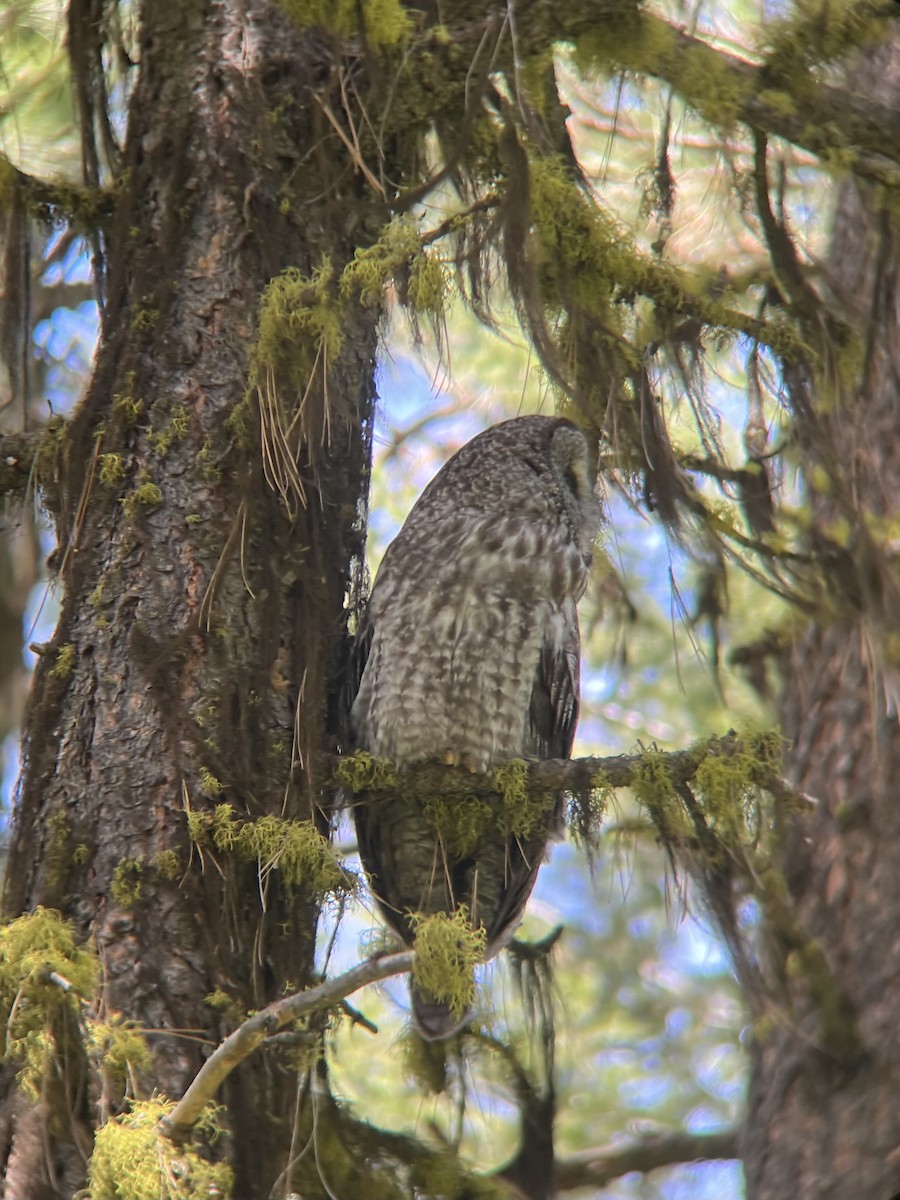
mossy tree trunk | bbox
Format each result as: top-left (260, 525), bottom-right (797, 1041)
top-left (0, 3), bottom-right (383, 1195)
top-left (743, 37), bottom-right (900, 1200)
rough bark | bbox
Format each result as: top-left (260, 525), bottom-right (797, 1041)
top-left (0, 2), bottom-right (379, 1194)
top-left (743, 35), bottom-right (900, 1200)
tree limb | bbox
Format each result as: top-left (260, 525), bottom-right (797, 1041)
top-left (555, 1128), bottom-right (740, 1190)
top-left (159, 950), bottom-right (413, 1141)
top-left (333, 731), bottom-right (805, 807)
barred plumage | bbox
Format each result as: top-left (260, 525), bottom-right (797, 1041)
top-left (347, 415), bottom-right (601, 1038)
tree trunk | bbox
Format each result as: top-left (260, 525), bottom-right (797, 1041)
top-left (743, 34), bottom-right (900, 1200)
top-left (0, 3), bottom-right (379, 1194)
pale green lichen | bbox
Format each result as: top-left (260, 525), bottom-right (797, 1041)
top-left (198, 767), bottom-right (223, 798)
top-left (151, 850), bottom-right (181, 880)
top-left (98, 453), bottom-right (126, 486)
top-left (84, 1013), bottom-right (153, 1089)
top-left (50, 643), bottom-right (75, 679)
top-left (188, 806), bottom-right (348, 894)
top-left (340, 216), bottom-right (448, 317)
top-left (88, 1097), bottom-right (233, 1200)
top-left (111, 857), bottom-right (143, 907)
top-left (0, 908), bottom-right (100, 1096)
top-left (276, 0), bottom-right (411, 48)
top-left (409, 907), bottom-right (486, 1023)
top-left (122, 477), bottom-right (162, 521)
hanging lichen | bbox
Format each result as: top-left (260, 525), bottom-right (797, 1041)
top-left (409, 908), bottom-right (486, 1023)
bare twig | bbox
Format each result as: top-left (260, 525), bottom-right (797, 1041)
top-left (159, 951), bottom-right (413, 1141)
top-left (555, 1128), bottom-right (740, 1191)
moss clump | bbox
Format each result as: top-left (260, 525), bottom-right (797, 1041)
top-left (122, 477), bottom-right (162, 521)
top-left (250, 260), bottom-right (344, 395)
top-left (148, 407), bottom-right (190, 457)
top-left (98, 453), bottom-right (126, 486)
top-left (568, 770), bottom-right (614, 845)
top-left (0, 908), bottom-right (100, 1096)
top-left (88, 1097), bottom-right (233, 1200)
top-left (50, 643), bottom-right (75, 679)
top-left (111, 857), bottom-right (143, 907)
top-left (198, 767), bottom-right (223, 798)
top-left (334, 750), bottom-right (400, 792)
top-left (340, 216), bottom-right (448, 317)
top-left (409, 907), bottom-right (485, 1023)
top-left (85, 1013), bottom-right (153, 1090)
top-left (491, 759), bottom-right (556, 839)
top-left (151, 850), bottom-right (181, 880)
top-left (276, 0), bottom-right (411, 47)
top-left (423, 794), bottom-right (493, 858)
top-left (113, 384), bottom-right (144, 425)
top-left (631, 748), bottom-right (691, 840)
top-left (189, 806), bottom-right (349, 895)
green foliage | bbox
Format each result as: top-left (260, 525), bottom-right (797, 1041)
top-left (409, 908), bottom-right (486, 1022)
top-left (88, 1097), bottom-right (233, 1200)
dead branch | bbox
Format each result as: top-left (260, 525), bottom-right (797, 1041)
top-left (555, 1128), bottom-right (740, 1190)
top-left (159, 950), bottom-right (413, 1141)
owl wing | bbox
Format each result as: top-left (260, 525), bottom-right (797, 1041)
top-left (527, 598), bottom-right (580, 760)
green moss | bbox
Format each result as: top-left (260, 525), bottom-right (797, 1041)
top-left (189, 805), bottom-right (349, 895)
top-left (148, 407), bottom-right (190, 457)
top-left (0, 908), bottom-right (100, 1096)
top-left (250, 260), bottom-right (344, 396)
top-left (340, 216), bottom-right (448, 317)
top-left (631, 749), bottom-right (691, 840)
top-left (113, 381), bottom-right (145, 425)
top-left (88, 1097), bottom-right (233, 1200)
top-left (151, 850), bottom-right (181, 880)
top-left (334, 750), bottom-right (400, 792)
top-left (98, 453), bottom-right (126, 486)
top-left (85, 1013), bottom-right (153, 1088)
top-left (110, 857), bottom-right (143, 907)
top-left (122, 477), bottom-right (162, 521)
top-left (87, 580), bottom-right (106, 608)
top-left (130, 306), bottom-right (159, 333)
top-left (50, 643), bottom-right (75, 679)
top-left (199, 767), bottom-right (223, 798)
top-left (73, 844), bottom-right (90, 864)
top-left (276, 0), bottom-right (411, 47)
top-left (409, 907), bottom-right (485, 1023)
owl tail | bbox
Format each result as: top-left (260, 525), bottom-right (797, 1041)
top-left (411, 984), bottom-right (469, 1041)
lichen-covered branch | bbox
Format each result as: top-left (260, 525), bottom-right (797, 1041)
top-left (159, 950), bottom-right (414, 1141)
top-left (569, 6), bottom-right (900, 188)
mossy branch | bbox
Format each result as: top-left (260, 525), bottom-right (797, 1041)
top-left (160, 950), bottom-right (414, 1141)
top-left (333, 732), bottom-right (803, 808)
top-left (573, 7), bottom-right (900, 189)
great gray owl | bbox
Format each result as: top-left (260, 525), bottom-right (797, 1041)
top-left (348, 415), bottom-right (601, 1039)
